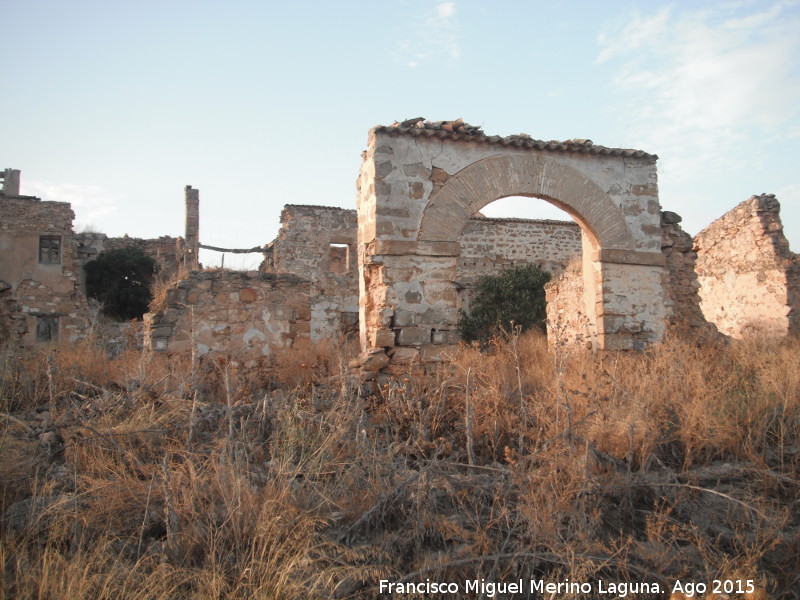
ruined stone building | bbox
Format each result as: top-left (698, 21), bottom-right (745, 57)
top-left (4, 120), bottom-right (799, 368)
top-left (1, 169), bottom-right (90, 344)
top-left (0, 169), bottom-right (188, 346)
top-left (694, 194), bottom-right (800, 338)
top-left (145, 203), bottom-right (583, 363)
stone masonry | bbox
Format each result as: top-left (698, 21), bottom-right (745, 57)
top-left (184, 186), bottom-right (200, 270)
top-left (144, 270), bottom-right (311, 364)
top-left (254, 204), bottom-right (582, 348)
top-left (660, 212), bottom-right (720, 340)
top-left (357, 119), bottom-right (667, 370)
top-left (75, 232), bottom-right (183, 279)
top-left (261, 205), bottom-right (360, 342)
top-left (545, 257), bottom-right (594, 349)
top-left (0, 187), bottom-right (90, 344)
top-left (457, 216), bottom-right (580, 311)
top-left (694, 194), bottom-right (800, 338)
top-left (545, 212), bottom-right (721, 349)
top-left (1, 169), bottom-right (192, 348)
top-left (7, 122), bottom-right (800, 363)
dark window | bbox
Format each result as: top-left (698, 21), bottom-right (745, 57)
top-left (36, 316), bottom-right (59, 342)
top-left (39, 236), bottom-right (62, 264)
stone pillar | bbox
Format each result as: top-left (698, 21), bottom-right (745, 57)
top-left (184, 185), bottom-right (200, 270)
top-left (2, 169), bottom-right (21, 195)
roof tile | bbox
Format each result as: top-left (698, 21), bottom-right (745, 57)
top-left (372, 119), bottom-right (657, 160)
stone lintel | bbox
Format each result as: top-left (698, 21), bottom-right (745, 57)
top-left (594, 249), bottom-right (666, 267)
top-left (374, 239), bottom-right (460, 256)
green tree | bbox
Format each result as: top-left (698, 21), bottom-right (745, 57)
top-left (84, 247), bottom-right (157, 320)
top-left (458, 264), bottom-right (551, 343)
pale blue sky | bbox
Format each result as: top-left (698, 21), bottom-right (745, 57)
top-left (2, 0), bottom-right (798, 268)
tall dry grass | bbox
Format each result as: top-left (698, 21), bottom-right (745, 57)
top-left (2, 331), bottom-right (798, 598)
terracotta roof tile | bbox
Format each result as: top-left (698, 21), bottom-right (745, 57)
top-left (372, 118), bottom-right (657, 160)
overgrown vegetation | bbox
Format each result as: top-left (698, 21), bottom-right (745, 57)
top-left (458, 264), bottom-right (551, 343)
top-left (1, 332), bottom-right (798, 598)
top-left (84, 247), bottom-right (157, 320)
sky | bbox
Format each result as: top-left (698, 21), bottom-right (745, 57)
top-left (2, 0), bottom-right (799, 268)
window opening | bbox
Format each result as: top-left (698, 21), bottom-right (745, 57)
top-left (328, 243), bottom-right (350, 274)
top-left (39, 236), bottom-right (62, 264)
top-left (36, 316), bottom-right (59, 342)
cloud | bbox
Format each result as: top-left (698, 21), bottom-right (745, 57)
top-left (23, 180), bottom-right (118, 229)
top-left (395, 1), bottom-right (460, 67)
top-left (598, 1), bottom-right (800, 183)
top-left (436, 1), bottom-right (456, 19)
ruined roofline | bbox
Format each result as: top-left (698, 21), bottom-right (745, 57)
top-left (371, 118), bottom-right (657, 160)
top-left (282, 204), bottom-right (356, 214)
top-left (694, 194), bottom-right (782, 243)
top-left (75, 232), bottom-right (180, 242)
top-left (0, 192), bottom-right (66, 204)
top-left (278, 203), bottom-right (578, 228)
top-left (469, 215), bottom-right (579, 227)
top-left (0, 193), bottom-right (44, 201)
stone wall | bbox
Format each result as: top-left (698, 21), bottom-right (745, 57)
top-left (261, 205), bottom-right (359, 341)
top-left (545, 257), bottom-right (594, 349)
top-left (659, 212), bottom-right (719, 340)
top-left (357, 120), bottom-right (667, 366)
top-left (76, 232), bottom-right (183, 277)
top-left (457, 216), bottom-right (580, 310)
top-left (459, 217), bottom-right (580, 279)
top-left (0, 280), bottom-right (16, 341)
top-left (694, 194), bottom-right (799, 337)
top-left (260, 204), bottom-right (584, 348)
top-left (545, 209), bottom-right (725, 350)
top-left (145, 270), bottom-right (311, 364)
top-left (0, 193), bottom-right (90, 344)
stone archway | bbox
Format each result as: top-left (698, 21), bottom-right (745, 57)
top-left (418, 153), bottom-right (634, 250)
top-left (356, 122), bottom-right (667, 367)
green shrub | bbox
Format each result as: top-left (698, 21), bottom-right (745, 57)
top-left (84, 247), bottom-right (156, 320)
top-left (458, 263), bottom-right (551, 343)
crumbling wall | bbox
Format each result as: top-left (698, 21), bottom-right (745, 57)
top-left (660, 212), bottom-right (719, 340)
top-left (0, 194), bottom-right (90, 344)
top-left (545, 257), bottom-right (593, 349)
top-left (76, 232), bottom-right (182, 277)
top-left (144, 270), bottom-right (311, 364)
top-left (694, 194), bottom-right (798, 338)
top-left (262, 203), bottom-right (584, 346)
top-left (459, 217), bottom-right (580, 279)
top-left (358, 120), bottom-right (666, 366)
top-left (262, 205), bottom-right (359, 340)
top-left (457, 216), bottom-right (581, 311)
top-left (0, 280), bottom-right (17, 341)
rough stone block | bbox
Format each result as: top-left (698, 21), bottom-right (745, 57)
top-left (389, 347), bottom-right (419, 364)
top-left (240, 288), bottom-right (258, 302)
top-left (598, 333), bottom-right (633, 351)
top-left (167, 288), bottom-right (187, 304)
top-left (393, 309), bottom-right (416, 327)
top-left (373, 328), bottom-right (396, 347)
top-left (397, 327), bottom-right (431, 346)
top-left (360, 349), bottom-right (390, 371)
top-left (421, 345), bottom-right (458, 363)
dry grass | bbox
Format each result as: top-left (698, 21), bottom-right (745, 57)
top-left (1, 332), bottom-right (798, 598)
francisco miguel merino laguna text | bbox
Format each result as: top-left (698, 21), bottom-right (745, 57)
top-left (378, 578), bottom-right (663, 596)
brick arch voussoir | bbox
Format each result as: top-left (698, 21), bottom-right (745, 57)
top-left (418, 153), bottom-right (635, 251)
